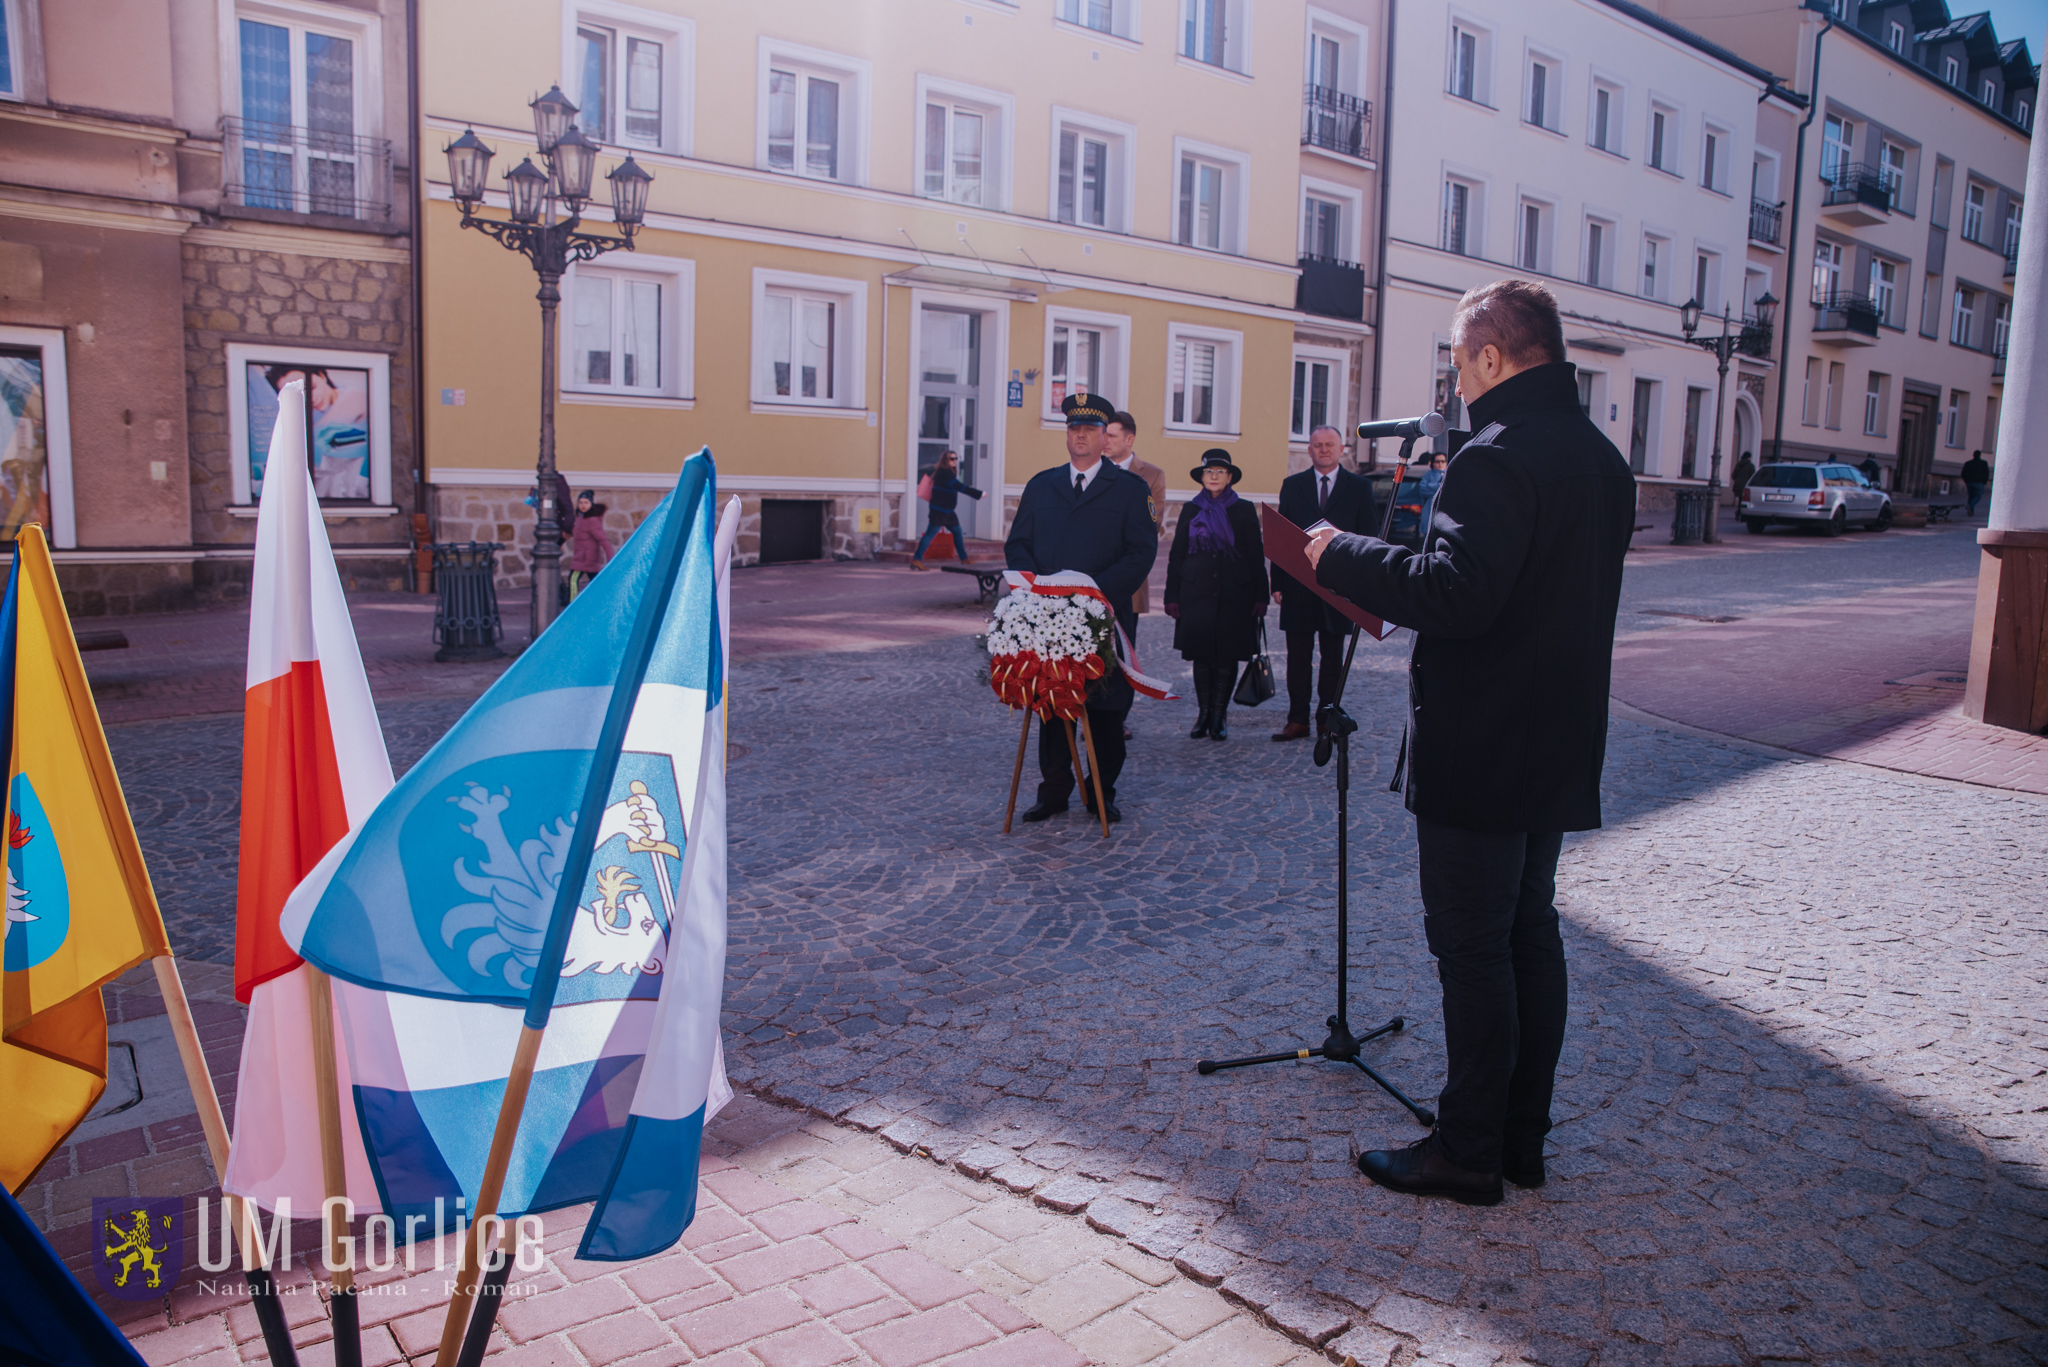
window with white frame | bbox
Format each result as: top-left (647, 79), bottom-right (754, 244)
top-left (1648, 103), bottom-right (1679, 175)
top-left (752, 269), bottom-right (865, 408)
top-left (0, 0), bottom-right (25, 101)
top-left (1164, 324), bottom-right (1242, 434)
top-left (760, 42), bottom-right (866, 184)
top-left (1864, 371), bottom-right (1888, 436)
top-left (1041, 308), bottom-right (1128, 417)
top-left (2017, 100), bottom-right (2031, 130)
top-left (1447, 17), bottom-right (1493, 106)
top-left (0, 325), bottom-right (75, 546)
top-left (1443, 176), bottom-right (1482, 257)
top-left (2004, 200), bottom-right (2023, 258)
top-left (1052, 110), bottom-right (1134, 232)
top-left (1525, 51), bottom-right (1561, 132)
top-left (1982, 79), bottom-right (1998, 107)
top-left (1680, 385), bottom-right (1708, 478)
top-left (226, 341), bottom-right (392, 508)
top-left (1946, 388), bottom-right (1968, 446)
top-left (1641, 233), bottom-right (1669, 301)
top-left (1742, 266), bottom-right (1771, 320)
top-left (1812, 239), bottom-right (1843, 302)
top-left (1585, 216), bottom-right (1613, 288)
top-left (1701, 123), bottom-right (1730, 194)
top-left (1962, 183), bottom-right (1987, 241)
top-left (1888, 21), bottom-right (1906, 53)
top-left (1306, 14), bottom-right (1366, 99)
top-left (1290, 345), bottom-right (1349, 440)
top-left (1824, 361), bottom-right (1844, 429)
top-left (1058, 0), bottom-right (1133, 40)
top-left (1869, 257), bottom-right (1898, 327)
top-left (1518, 198), bottom-right (1550, 273)
top-left (564, 257), bottom-right (693, 400)
top-left (1300, 179), bottom-right (1360, 264)
top-left (1952, 286), bottom-right (1977, 346)
top-left (571, 6), bottom-right (692, 154)
top-left (917, 78), bottom-right (1010, 210)
top-left (1627, 377), bottom-right (1658, 473)
top-left (1877, 140), bottom-right (1907, 209)
top-left (1801, 357), bottom-right (1823, 426)
top-left (1821, 114), bottom-right (1853, 183)
top-left (1692, 248), bottom-right (1720, 310)
top-left (1993, 296), bottom-right (2012, 356)
top-left (1943, 56), bottom-right (1961, 87)
top-left (1590, 79), bottom-right (1622, 155)
top-left (233, 5), bottom-right (380, 218)
top-left (1181, 0), bottom-right (1246, 73)
top-left (1175, 141), bottom-right (1247, 254)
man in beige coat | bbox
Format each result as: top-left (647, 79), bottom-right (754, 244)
top-left (1106, 411), bottom-right (1166, 619)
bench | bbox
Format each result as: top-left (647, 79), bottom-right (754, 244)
top-left (1926, 503), bottom-right (1962, 524)
top-left (940, 564), bottom-right (1005, 604)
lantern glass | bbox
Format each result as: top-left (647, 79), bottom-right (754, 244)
top-left (445, 129), bottom-right (494, 206)
top-left (1679, 297), bottom-right (1703, 336)
top-left (550, 127), bottom-right (600, 205)
top-left (608, 155), bottom-right (653, 230)
top-left (504, 157), bottom-right (548, 223)
top-left (1753, 292), bottom-right (1779, 330)
top-left (530, 85), bottom-right (579, 154)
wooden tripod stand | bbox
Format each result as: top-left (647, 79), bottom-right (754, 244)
top-left (1001, 708), bottom-right (1111, 837)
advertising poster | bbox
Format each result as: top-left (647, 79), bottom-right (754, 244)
top-left (247, 361), bottom-right (373, 500)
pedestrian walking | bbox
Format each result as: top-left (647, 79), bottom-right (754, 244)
top-left (1731, 451), bottom-right (1755, 502)
top-left (1307, 279), bottom-right (1635, 1207)
top-left (1270, 426), bottom-right (1375, 742)
top-left (1961, 450), bottom-right (1991, 516)
top-left (911, 450), bottom-right (981, 569)
top-left (1166, 449), bottom-right (1268, 742)
top-left (565, 490), bottom-right (611, 599)
top-left (1859, 455), bottom-right (1882, 488)
top-left (1005, 393), bottom-right (1158, 824)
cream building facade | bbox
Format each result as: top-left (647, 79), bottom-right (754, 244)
top-left (419, 0), bottom-right (1369, 576)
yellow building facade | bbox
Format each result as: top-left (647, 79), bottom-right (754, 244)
top-left (419, 0), bottom-right (1337, 575)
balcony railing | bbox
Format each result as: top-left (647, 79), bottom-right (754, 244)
top-left (1302, 85), bottom-right (1373, 160)
top-left (1821, 164), bottom-right (1894, 214)
top-left (1993, 341), bottom-right (2008, 378)
top-left (1812, 290), bottom-right (1883, 337)
top-left (221, 117), bottom-right (393, 221)
top-left (2006, 247), bottom-right (2020, 278)
top-left (1749, 197), bottom-right (1784, 245)
top-left (1297, 255), bottom-right (1366, 321)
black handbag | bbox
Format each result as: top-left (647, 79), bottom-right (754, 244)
top-left (1234, 624), bottom-right (1277, 707)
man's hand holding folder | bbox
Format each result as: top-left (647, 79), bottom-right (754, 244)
top-left (1259, 503), bottom-right (1395, 641)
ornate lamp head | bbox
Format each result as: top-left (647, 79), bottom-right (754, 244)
top-left (1679, 297), bottom-right (1703, 337)
top-left (607, 154), bottom-right (653, 234)
top-left (503, 157), bottom-right (548, 223)
top-left (444, 128), bottom-right (495, 208)
top-left (548, 126), bottom-right (601, 206)
top-left (1753, 292), bottom-right (1779, 331)
top-left (530, 85), bottom-right (579, 155)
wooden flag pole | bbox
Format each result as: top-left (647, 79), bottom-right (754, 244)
top-left (432, 1026), bottom-right (543, 1367)
top-left (1075, 713), bottom-right (1111, 838)
top-left (306, 968), bottom-right (362, 1367)
top-left (1001, 710), bottom-right (1031, 834)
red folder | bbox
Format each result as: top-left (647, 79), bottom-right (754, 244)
top-left (1260, 502), bottom-right (1396, 641)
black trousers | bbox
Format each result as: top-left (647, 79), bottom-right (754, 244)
top-left (1285, 627), bottom-right (1345, 724)
top-left (1037, 707), bottom-right (1128, 805)
top-left (1415, 818), bottom-right (1569, 1174)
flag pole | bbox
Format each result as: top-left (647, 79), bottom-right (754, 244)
top-left (432, 464), bottom-right (705, 1367)
top-left (306, 968), bottom-right (362, 1367)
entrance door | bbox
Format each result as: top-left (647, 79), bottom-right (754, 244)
top-left (915, 307), bottom-right (991, 542)
top-left (1896, 390), bottom-right (1938, 498)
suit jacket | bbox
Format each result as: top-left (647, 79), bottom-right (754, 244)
top-left (1273, 465), bottom-right (1376, 635)
top-left (1007, 462), bottom-right (1158, 710)
top-left (1315, 362), bottom-right (1635, 834)
top-left (1117, 456), bottom-right (1168, 614)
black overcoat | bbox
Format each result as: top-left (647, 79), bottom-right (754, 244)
top-left (1272, 466), bottom-right (1377, 635)
top-left (1165, 498), bottom-right (1269, 663)
top-left (1005, 461), bottom-right (1159, 708)
top-left (1314, 363), bottom-right (1635, 833)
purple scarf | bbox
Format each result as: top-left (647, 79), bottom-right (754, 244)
top-left (1187, 488), bottom-right (1239, 554)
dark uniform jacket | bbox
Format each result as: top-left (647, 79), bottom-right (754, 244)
top-left (1272, 466), bottom-right (1376, 635)
top-left (1164, 498), bottom-right (1268, 662)
top-left (1005, 461), bottom-right (1160, 708)
top-left (1314, 362), bottom-right (1635, 833)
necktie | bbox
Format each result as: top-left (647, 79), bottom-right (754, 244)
top-left (1319, 475), bottom-right (1330, 510)
top-left (1076, 473), bottom-right (1085, 496)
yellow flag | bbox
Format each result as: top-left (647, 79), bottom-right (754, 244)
top-left (1, 525), bottom-right (171, 1191)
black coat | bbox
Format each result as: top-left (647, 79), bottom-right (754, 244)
top-left (1006, 461), bottom-right (1160, 707)
top-left (1165, 498), bottom-right (1269, 662)
top-left (1315, 362), bottom-right (1635, 833)
top-left (1272, 465), bottom-right (1377, 635)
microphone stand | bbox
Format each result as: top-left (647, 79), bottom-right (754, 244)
top-left (1196, 436), bottom-right (1435, 1129)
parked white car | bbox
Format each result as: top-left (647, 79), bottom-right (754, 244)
top-left (1740, 462), bottom-right (1893, 535)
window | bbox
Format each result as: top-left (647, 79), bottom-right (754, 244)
top-left (1921, 273), bottom-right (1942, 338)
top-left (225, 342), bottom-right (392, 509)
top-left (0, 326), bottom-right (75, 546)
top-left (1443, 177), bottom-right (1481, 256)
top-left (1932, 158), bottom-right (1955, 228)
top-left (1519, 200), bottom-right (1549, 273)
top-left (1812, 239), bottom-right (1842, 302)
top-left (1301, 186), bottom-right (1357, 262)
top-left (1985, 395), bottom-right (2002, 452)
top-left (1982, 79), bottom-right (1998, 107)
top-left (1525, 54), bottom-right (1560, 132)
top-left (1992, 297), bottom-right (2012, 356)
top-left (917, 80), bottom-right (1010, 210)
top-left (1742, 266), bottom-right (1771, 320)
top-left (571, 7), bottom-right (693, 154)
top-left (2018, 101), bottom-right (2032, 131)
top-left (1649, 105), bottom-right (1677, 174)
top-left (1879, 142), bottom-right (1906, 209)
top-left (1869, 258), bottom-right (1898, 326)
top-left (751, 269), bottom-right (866, 409)
top-left (1182, 0), bottom-right (1246, 73)
top-left (1641, 233), bottom-right (1668, 300)
top-left (1864, 372), bottom-right (1888, 437)
top-left (1041, 307), bottom-right (1129, 418)
top-left (1801, 357), bottom-right (1824, 426)
top-left (1943, 56), bottom-right (1961, 87)
top-left (1051, 110), bottom-right (1134, 233)
top-left (1701, 126), bottom-right (1727, 193)
top-left (1433, 341), bottom-right (1466, 434)
top-left (563, 257), bottom-right (693, 401)
top-left (1693, 250), bottom-right (1719, 311)
top-left (1952, 286), bottom-right (1977, 347)
top-left (1946, 389), bottom-right (1968, 447)
top-left (1059, 0), bottom-right (1131, 39)
top-left (1174, 140), bottom-right (1247, 253)
top-left (1290, 345), bottom-right (1349, 440)
top-left (1824, 361), bottom-right (1844, 429)
top-left (1627, 378), bottom-right (1657, 473)
top-left (1962, 184), bottom-right (1986, 241)
top-left (1164, 324), bottom-right (1243, 434)
top-left (760, 41), bottom-right (867, 184)
top-left (1888, 21), bottom-right (1906, 53)
top-left (1590, 81), bottom-right (1621, 154)
top-left (1821, 114), bottom-right (1852, 183)
top-left (234, 10), bottom-right (377, 217)
top-left (1681, 386), bottom-right (1707, 479)
top-left (0, 0), bottom-right (24, 100)
top-left (2004, 202), bottom-right (2023, 259)
top-left (1448, 21), bottom-right (1489, 103)
top-left (1585, 217), bottom-right (1612, 288)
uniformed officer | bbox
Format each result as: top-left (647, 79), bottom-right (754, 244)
top-left (1005, 392), bottom-right (1159, 823)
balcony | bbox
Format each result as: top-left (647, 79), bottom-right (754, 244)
top-left (1302, 85), bottom-right (1373, 161)
top-left (1749, 198), bottom-right (1784, 247)
top-left (1811, 290), bottom-right (1882, 345)
top-left (1993, 342), bottom-right (2007, 378)
top-left (1297, 255), bottom-right (1366, 321)
top-left (2006, 247), bottom-right (2020, 279)
top-left (1819, 164), bottom-right (1893, 228)
top-left (221, 117), bottom-right (393, 222)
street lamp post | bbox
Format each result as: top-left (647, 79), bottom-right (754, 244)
top-left (1679, 292), bottom-right (1777, 546)
top-left (444, 90), bottom-right (653, 639)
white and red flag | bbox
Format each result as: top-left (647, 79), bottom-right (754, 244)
top-left (222, 383), bottom-right (387, 1212)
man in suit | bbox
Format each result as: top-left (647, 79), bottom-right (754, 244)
top-left (1006, 392), bottom-right (1159, 824)
top-left (1106, 410), bottom-right (1166, 741)
top-left (1269, 425), bottom-right (1376, 741)
top-left (1306, 279), bottom-right (1635, 1207)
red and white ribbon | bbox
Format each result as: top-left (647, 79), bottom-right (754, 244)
top-left (1002, 570), bottom-right (1179, 701)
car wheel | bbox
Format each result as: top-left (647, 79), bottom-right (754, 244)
top-left (1872, 502), bottom-right (1893, 532)
top-left (1744, 517), bottom-right (1767, 534)
top-left (1824, 506), bottom-right (1847, 537)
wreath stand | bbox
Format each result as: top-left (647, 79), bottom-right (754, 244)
top-left (1002, 707), bottom-right (1111, 838)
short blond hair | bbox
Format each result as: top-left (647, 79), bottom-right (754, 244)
top-left (1451, 279), bottom-right (1566, 369)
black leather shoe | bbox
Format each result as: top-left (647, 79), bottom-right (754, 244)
top-left (1020, 801), bottom-right (1067, 823)
top-left (1501, 1154), bottom-right (1546, 1189)
top-left (1356, 1136), bottom-right (1503, 1207)
top-left (1101, 801), bottom-right (1122, 823)
top-left (1210, 710), bottom-right (1229, 740)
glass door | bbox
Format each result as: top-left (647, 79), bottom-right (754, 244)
top-left (915, 306), bottom-right (992, 540)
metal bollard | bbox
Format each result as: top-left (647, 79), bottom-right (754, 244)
top-left (431, 541), bottom-right (506, 662)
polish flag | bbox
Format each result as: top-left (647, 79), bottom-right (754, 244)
top-left (222, 382), bottom-right (388, 1212)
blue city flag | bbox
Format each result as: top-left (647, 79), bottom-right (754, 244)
top-left (279, 451), bottom-right (733, 1252)
top-left (0, 1183), bottom-right (149, 1367)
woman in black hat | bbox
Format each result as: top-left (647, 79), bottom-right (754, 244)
top-left (1165, 449), bottom-right (1268, 740)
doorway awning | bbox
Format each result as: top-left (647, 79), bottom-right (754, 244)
top-left (885, 265), bottom-right (1039, 302)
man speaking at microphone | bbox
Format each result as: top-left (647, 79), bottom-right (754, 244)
top-left (1305, 279), bottom-right (1635, 1206)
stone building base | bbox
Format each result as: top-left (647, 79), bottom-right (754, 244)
top-left (50, 552), bottom-right (413, 618)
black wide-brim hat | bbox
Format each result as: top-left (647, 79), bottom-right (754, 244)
top-left (1190, 448), bottom-right (1243, 485)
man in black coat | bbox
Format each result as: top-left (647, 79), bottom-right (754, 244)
top-left (1006, 392), bottom-right (1159, 823)
top-left (1270, 424), bottom-right (1377, 741)
top-left (1306, 279), bottom-right (1635, 1207)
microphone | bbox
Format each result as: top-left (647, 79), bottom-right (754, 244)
top-left (1356, 412), bottom-right (1448, 441)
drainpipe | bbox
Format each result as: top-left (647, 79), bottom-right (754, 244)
top-left (406, 0), bottom-right (431, 601)
top-left (1771, 5), bottom-right (1833, 463)
top-left (1366, 0), bottom-right (1397, 469)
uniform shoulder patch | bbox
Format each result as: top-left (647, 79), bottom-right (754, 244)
top-left (1469, 421), bottom-right (1508, 446)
